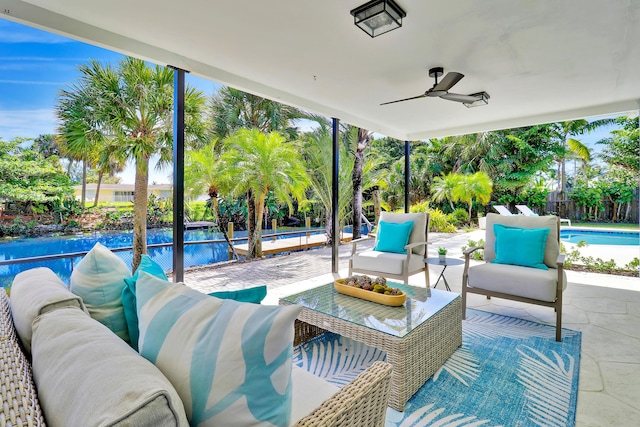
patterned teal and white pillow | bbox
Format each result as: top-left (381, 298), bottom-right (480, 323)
top-left (136, 272), bottom-right (301, 427)
top-left (70, 242), bottom-right (131, 342)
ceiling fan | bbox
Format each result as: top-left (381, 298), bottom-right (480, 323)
top-left (381, 67), bottom-right (489, 107)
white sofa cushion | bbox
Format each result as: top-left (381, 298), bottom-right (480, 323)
top-left (10, 267), bottom-right (87, 353)
top-left (289, 366), bottom-right (339, 426)
top-left (484, 213), bottom-right (559, 268)
top-left (351, 249), bottom-right (424, 275)
top-left (378, 212), bottom-right (427, 255)
top-left (468, 263), bottom-right (567, 302)
top-left (31, 306), bottom-right (188, 427)
top-left (70, 242), bottom-right (131, 342)
top-left (136, 272), bottom-right (302, 427)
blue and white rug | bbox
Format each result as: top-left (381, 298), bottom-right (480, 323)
top-left (293, 309), bottom-right (581, 427)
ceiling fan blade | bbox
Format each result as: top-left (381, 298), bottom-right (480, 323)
top-left (440, 92), bottom-right (481, 103)
top-left (380, 94), bottom-right (427, 105)
top-left (433, 72), bottom-right (464, 91)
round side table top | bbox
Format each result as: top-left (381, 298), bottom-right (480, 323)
top-left (424, 257), bottom-right (465, 267)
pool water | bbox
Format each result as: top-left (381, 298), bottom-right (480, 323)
top-left (560, 229), bottom-right (639, 246)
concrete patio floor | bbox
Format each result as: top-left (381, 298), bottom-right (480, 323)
top-left (184, 230), bottom-right (640, 427)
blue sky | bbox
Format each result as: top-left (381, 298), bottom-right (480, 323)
top-left (0, 18), bottom-right (625, 184)
top-left (0, 19), bottom-right (218, 183)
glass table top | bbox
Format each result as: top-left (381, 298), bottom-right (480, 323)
top-left (280, 282), bottom-right (459, 338)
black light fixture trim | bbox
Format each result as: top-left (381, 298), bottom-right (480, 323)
top-left (463, 92), bottom-right (490, 108)
top-left (350, 0), bottom-right (406, 38)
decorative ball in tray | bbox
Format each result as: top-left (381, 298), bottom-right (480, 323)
top-left (334, 275), bottom-right (406, 306)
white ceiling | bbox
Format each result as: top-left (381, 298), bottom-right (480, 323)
top-left (3, 0), bottom-right (639, 140)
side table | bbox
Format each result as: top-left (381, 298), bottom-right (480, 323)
top-left (424, 257), bottom-right (465, 291)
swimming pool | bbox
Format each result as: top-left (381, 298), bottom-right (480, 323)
top-left (560, 229), bottom-right (639, 246)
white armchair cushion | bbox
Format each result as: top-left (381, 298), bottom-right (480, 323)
top-left (351, 250), bottom-right (424, 276)
top-left (468, 263), bottom-right (567, 302)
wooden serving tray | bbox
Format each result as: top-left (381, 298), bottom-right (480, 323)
top-left (334, 279), bottom-right (407, 307)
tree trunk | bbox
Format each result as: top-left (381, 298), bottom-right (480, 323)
top-left (211, 196), bottom-right (238, 260)
top-left (351, 128), bottom-right (370, 240)
top-left (246, 189), bottom-right (258, 258)
top-left (132, 157), bottom-right (149, 272)
top-left (372, 189), bottom-right (381, 226)
top-left (81, 160), bottom-right (87, 209)
top-left (93, 171), bottom-right (103, 207)
top-left (325, 212), bottom-right (333, 246)
top-left (254, 194), bottom-right (266, 258)
top-left (352, 148), bottom-right (363, 240)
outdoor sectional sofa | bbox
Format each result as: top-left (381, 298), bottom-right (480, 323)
top-left (2, 264), bottom-right (392, 426)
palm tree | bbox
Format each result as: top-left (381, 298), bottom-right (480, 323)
top-left (57, 57), bottom-right (207, 270)
top-left (300, 124), bottom-right (354, 244)
top-left (451, 172), bottom-right (493, 218)
top-left (184, 138), bottom-right (239, 259)
top-left (350, 127), bottom-right (373, 239)
top-left (431, 173), bottom-right (460, 211)
top-left (56, 83), bottom-right (105, 208)
top-left (219, 129), bottom-right (309, 257)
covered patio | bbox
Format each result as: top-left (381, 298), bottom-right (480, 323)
top-left (2, 0), bottom-right (639, 425)
top-left (183, 232), bottom-right (640, 425)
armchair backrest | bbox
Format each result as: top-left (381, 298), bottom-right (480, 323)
top-left (485, 213), bottom-right (561, 268)
top-left (378, 212), bottom-right (429, 255)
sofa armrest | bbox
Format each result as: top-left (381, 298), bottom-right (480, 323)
top-left (556, 253), bottom-right (566, 267)
top-left (294, 361), bottom-right (392, 427)
top-left (1, 289), bottom-right (46, 426)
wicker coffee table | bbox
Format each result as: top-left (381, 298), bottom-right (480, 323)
top-left (280, 283), bottom-right (462, 411)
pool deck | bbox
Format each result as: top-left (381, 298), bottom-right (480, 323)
top-left (183, 229), bottom-right (640, 427)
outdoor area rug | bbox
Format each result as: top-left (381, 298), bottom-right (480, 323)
top-left (292, 308), bottom-right (582, 427)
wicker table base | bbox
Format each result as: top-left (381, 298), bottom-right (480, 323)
top-left (283, 286), bottom-right (462, 411)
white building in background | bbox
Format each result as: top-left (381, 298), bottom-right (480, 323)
top-left (73, 184), bottom-right (173, 204)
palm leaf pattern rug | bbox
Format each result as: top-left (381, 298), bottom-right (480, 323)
top-left (292, 308), bottom-right (581, 427)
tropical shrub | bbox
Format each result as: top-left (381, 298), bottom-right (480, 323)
top-left (427, 208), bottom-right (457, 233)
top-left (461, 239), bottom-right (485, 260)
top-left (446, 208), bottom-right (469, 227)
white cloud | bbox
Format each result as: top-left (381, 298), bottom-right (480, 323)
top-left (0, 109), bottom-right (57, 140)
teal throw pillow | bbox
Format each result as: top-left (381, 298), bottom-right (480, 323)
top-left (122, 254), bottom-right (168, 350)
top-left (374, 220), bottom-right (414, 254)
top-left (491, 224), bottom-right (550, 270)
top-left (208, 286), bottom-right (267, 304)
top-left (70, 242), bottom-right (131, 342)
top-left (136, 272), bottom-right (301, 427)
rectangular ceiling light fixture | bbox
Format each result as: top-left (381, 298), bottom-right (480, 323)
top-left (463, 92), bottom-right (490, 108)
top-left (351, 0), bottom-right (406, 38)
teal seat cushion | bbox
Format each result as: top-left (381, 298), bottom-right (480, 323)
top-left (491, 224), bottom-right (550, 270)
top-left (136, 272), bottom-right (301, 427)
top-left (208, 286), bottom-right (267, 304)
top-left (122, 255), bottom-right (168, 351)
top-left (373, 220), bottom-right (414, 254)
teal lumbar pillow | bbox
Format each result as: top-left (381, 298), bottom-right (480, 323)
top-left (136, 272), bottom-right (301, 427)
top-left (374, 220), bottom-right (414, 254)
top-left (122, 254), bottom-right (168, 351)
top-left (491, 224), bottom-right (550, 270)
top-left (208, 286), bottom-right (267, 304)
top-left (70, 242), bottom-right (131, 342)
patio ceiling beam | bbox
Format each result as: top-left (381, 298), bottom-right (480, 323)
top-left (171, 66), bottom-right (186, 282)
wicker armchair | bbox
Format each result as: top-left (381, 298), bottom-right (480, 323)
top-left (294, 361), bottom-right (392, 427)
